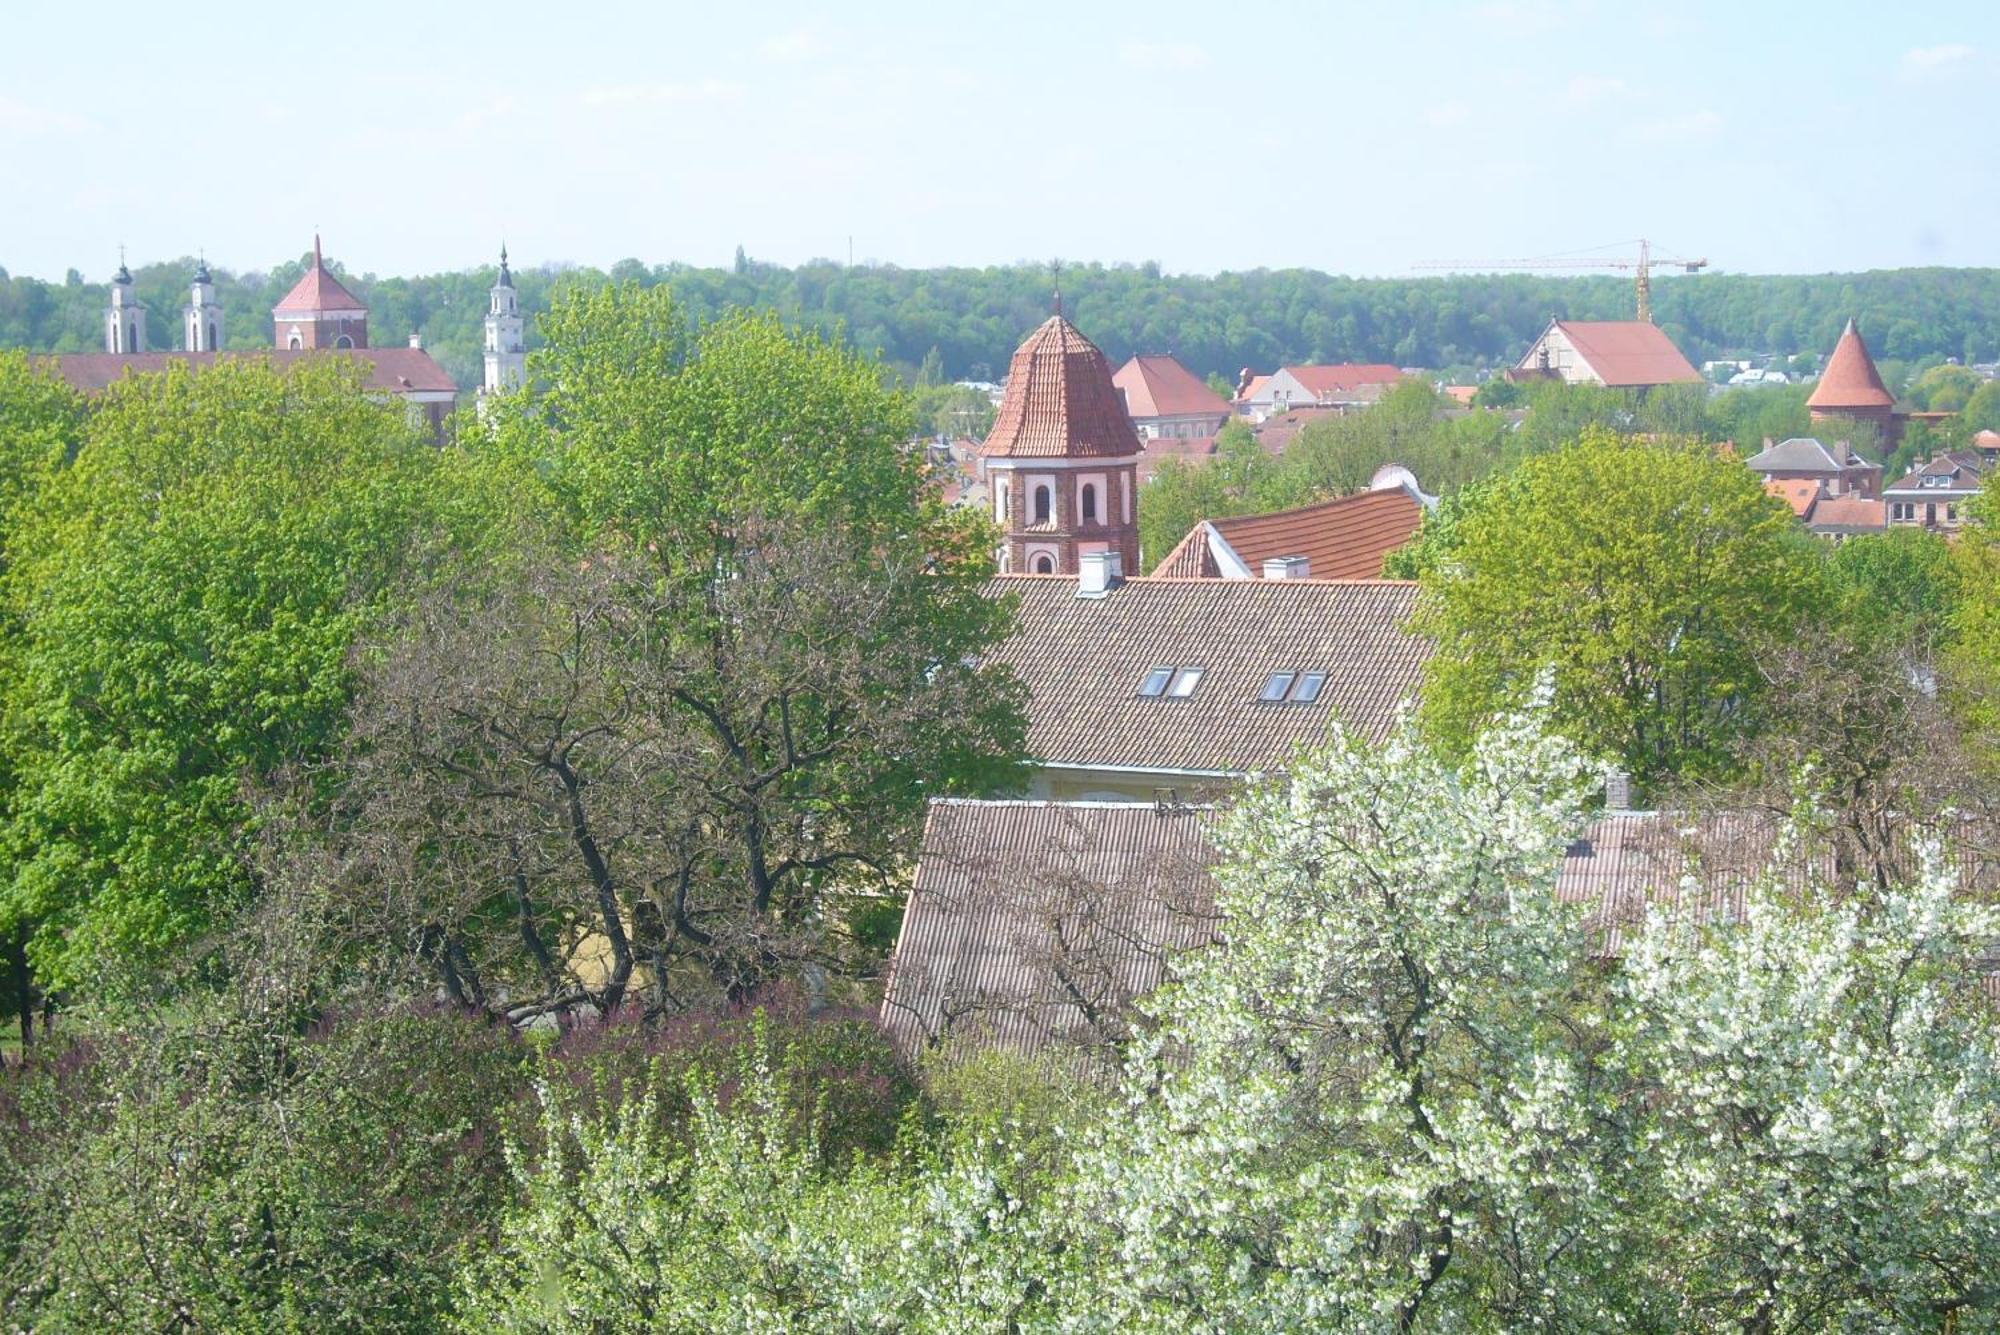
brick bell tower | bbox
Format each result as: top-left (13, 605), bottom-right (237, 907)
top-left (270, 235), bottom-right (370, 351)
top-left (979, 298), bottom-right (1143, 576)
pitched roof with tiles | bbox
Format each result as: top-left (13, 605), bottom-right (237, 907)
top-left (1886, 450), bottom-right (1988, 495)
top-left (1113, 355), bottom-right (1231, 420)
top-left (1543, 320), bottom-right (1702, 387)
top-left (986, 575), bottom-right (1426, 774)
top-left (1808, 319), bottom-right (1896, 411)
top-left (980, 315), bottom-right (1143, 460)
top-left (46, 347), bottom-right (458, 395)
top-left (1763, 477), bottom-right (1822, 519)
top-left (1807, 495), bottom-right (1885, 533)
top-left (272, 238), bottom-right (368, 315)
top-left (883, 803), bottom-right (2000, 1058)
top-left (1284, 363), bottom-right (1405, 396)
top-left (880, 799), bottom-right (1220, 1059)
top-left (1151, 487), bottom-right (1425, 582)
top-left (1745, 436), bottom-right (1849, 474)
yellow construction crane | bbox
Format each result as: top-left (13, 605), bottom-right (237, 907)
top-left (1416, 238), bottom-right (1708, 324)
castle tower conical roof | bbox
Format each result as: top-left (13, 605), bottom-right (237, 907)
top-left (980, 315), bottom-right (1143, 459)
top-left (1808, 318), bottom-right (1896, 411)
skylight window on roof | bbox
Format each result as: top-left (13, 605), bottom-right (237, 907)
top-left (1260, 671), bottom-right (1296, 702)
top-left (1138, 666), bottom-right (1173, 698)
top-left (1167, 667), bottom-right (1204, 698)
top-left (1293, 671), bottom-right (1327, 703)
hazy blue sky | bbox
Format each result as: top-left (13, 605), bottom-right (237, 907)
top-left (3, 0), bottom-right (1993, 282)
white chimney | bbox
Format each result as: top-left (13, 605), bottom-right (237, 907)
top-left (1262, 555), bottom-right (1310, 580)
top-left (1077, 550), bottom-right (1122, 598)
top-left (408, 332), bottom-right (423, 350)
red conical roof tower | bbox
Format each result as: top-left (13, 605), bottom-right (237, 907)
top-left (981, 306), bottom-right (1143, 577)
top-left (1808, 318), bottom-right (1895, 411)
top-left (1808, 318), bottom-right (1901, 448)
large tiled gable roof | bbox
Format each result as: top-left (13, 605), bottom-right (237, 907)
top-left (46, 348), bottom-right (458, 395)
top-left (1551, 320), bottom-right (1701, 387)
top-left (1762, 477), bottom-right (1821, 519)
top-left (1207, 487), bottom-right (1424, 581)
top-left (1113, 355), bottom-right (1230, 419)
top-left (987, 576), bottom-right (1426, 773)
top-left (881, 800), bottom-right (1219, 1059)
top-left (1807, 495), bottom-right (1884, 533)
top-left (1285, 363), bottom-right (1404, 395)
top-left (883, 804), bottom-right (2000, 1058)
top-left (1886, 450), bottom-right (1986, 494)
top-left (981, 316), bottom-right (1142, 460)
top-left (1808, 319), bottom-right (1896, 411)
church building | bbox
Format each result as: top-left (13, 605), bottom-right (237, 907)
top-left (980, 308), bottom-right (1143, 576)
top-left (51, 238), bottom-right (461, 440)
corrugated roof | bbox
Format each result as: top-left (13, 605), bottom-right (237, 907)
top-left (986, 575), bottom-right (1426, 773)
top-left (1808, 319), bottom-right (1897, 411)
top-left (1151, 487), bottom-right (1424, 582)
top-left (1548, 320), bottom-right (1702, 387)
top-left (884, 803), bottom-right (2000, 1059)
top-left (45, 347), bottom-right (458, 395)
top-left (1112, 355), bottom-right (1231, 420)
top-left (980, 316), bottom-right (1143, 460)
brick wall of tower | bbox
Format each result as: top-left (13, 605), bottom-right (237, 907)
top-left (998, 464), bottom-right (1142, 576)
top-left (277, 312), bottom-right (370, 351)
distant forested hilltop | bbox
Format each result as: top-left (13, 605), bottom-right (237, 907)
top-left (4, 251), bottom-right (1997, 392)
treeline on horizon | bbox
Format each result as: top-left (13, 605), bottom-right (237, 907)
top-left (5, 250), bottom-right (1999, 394)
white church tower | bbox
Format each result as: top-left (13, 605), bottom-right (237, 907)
top-left (481, 244), bottom-right (526, 405)
top-left (104, 254), bottom-right (147, 354)
top-left (183, 256), bottom-right (223, 352)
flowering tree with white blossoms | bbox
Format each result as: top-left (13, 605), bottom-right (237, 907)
top-left (1054, 704), bottom-right (1645, 1331)
top-left (1616, 833), bottom-right (2000, 1330)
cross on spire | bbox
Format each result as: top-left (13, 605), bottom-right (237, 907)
top-left (1049, 259), bottom-right (1063, 318)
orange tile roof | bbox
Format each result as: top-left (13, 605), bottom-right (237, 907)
top-left (1152, 487), bottom-right (1425, 581)
top-left (1808, 319), bottom-right (1897, 411)
top-left (1808, 496), bottom-right (1885, 532)
top-left (981, 315), bottom-right (1143, 460)
top-left (1286, 363), bottom-right (1405, 395)
top-left (1763, 476), bottom-right (1822, 519)
top-left (1113, 355), bottom-right (1231, 419)
top-left (272, 237), bottom-right (368, 314)
top-left (1549, 321), bottom-right (1701, 387)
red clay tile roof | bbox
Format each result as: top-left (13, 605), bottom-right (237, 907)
top-left (1285, 363), bottom-right (1405, 395)
top-left (1808, 319), bottom-right (1897, 411)
top-left (1113, 355), bottom-right (1231, 420)
top-left (981, 316), bottom-right (1143, 460)
top-left (1548, 320), bottom-right (1701, 387)
top-left (1974, 429), bottom-right (2000, 451)
top-left (1807, 496), bottom-right (1885, 532)
top-left (1153, 487), bottom-right (1425, 581)
top-left (46, 347), bottom-right (457, 395)
top-left (1251, 406), bottom-right (1336, 452)
top-left (1763, 477), bottom-right (1822, 519)
top-left (986, 575), bottom-right (1426, 773)
top-left (273, 239), bottom-right (368, 314)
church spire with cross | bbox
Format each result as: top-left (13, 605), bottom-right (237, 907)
top-left (481, 241), bottom-right (527, 407)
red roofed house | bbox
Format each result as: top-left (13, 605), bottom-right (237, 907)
top-left (1885, 451), bottom-right (1985, 534)
top-left (1239, 364), bottom-right (1404, 420)
top-left (1112, 355), bottom-right (1232, 440)
top-left (1808, 318), bottom-right (1904, 449)
top-left (1152, 478), bottom-right (1427, 581)
top-left (1510, 320), bottom-right (1702, 390)
top-left (50, 239), bottom-right (459, 440)
top-left (981, 309), bottom-right (1143, 577)
top-left (1763, 477), bottom-right (1823, 520)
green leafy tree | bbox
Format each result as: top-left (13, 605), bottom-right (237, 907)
top-left (0, 359), bottom-right (442, 999)
top-left (1414, 429), bottom-right (1815, 782)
